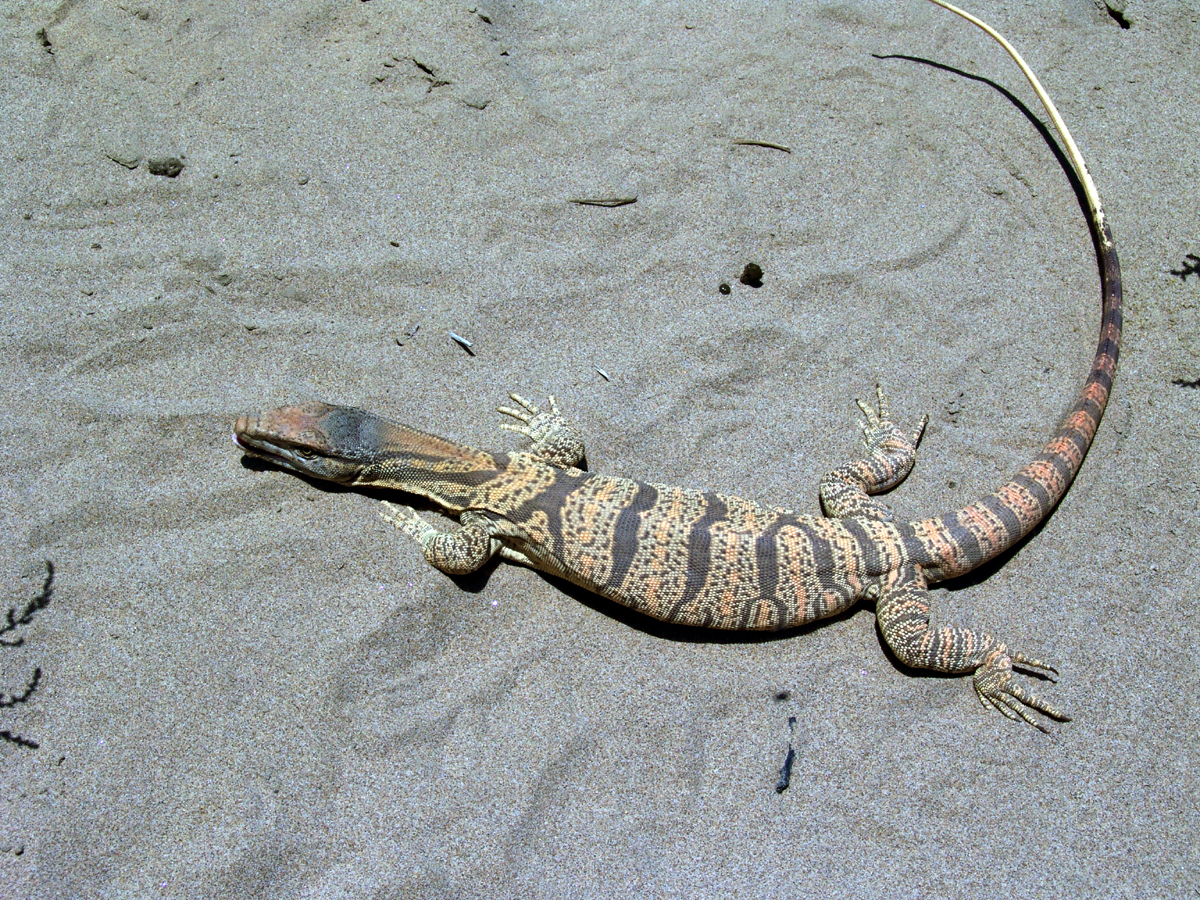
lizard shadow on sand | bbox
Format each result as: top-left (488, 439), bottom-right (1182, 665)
top-left (259, 462), bottom-right (1057, 684)
top-left (243, 459), bottom-right (863, 645)
top-left (544, 536), bottom-right (1062, 692)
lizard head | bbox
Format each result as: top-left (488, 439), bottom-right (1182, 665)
top-left (232, 402), bottom-right (394, 484)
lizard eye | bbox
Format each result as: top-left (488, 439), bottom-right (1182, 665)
top-left (294, 448), bottom-right (317, 460)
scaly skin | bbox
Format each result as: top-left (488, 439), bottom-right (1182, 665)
top-left (233, 4), bottom-right (1121, 729)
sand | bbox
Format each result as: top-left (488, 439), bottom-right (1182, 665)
top-left (2, 1), bottom-right (1197, 897)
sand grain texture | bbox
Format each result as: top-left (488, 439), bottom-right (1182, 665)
top-left (1, 1), bottom-right (1197, 897)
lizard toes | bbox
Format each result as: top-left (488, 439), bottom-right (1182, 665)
top-left (379, 501), bottom-right (432, 539)
top-left (497, 394), bottom-right (566, 443)
top-left (973, 645), bottom-right (1069, 731)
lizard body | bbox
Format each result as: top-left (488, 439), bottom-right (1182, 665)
top-left (233, 3), bottom-right (1121, 728)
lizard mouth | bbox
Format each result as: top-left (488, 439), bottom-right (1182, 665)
top-left (232, 431), bottom-right (293, 468)
top-left (232, 431), bottom-right (265, 455)
top-left (231, 413), bottom-right (314, 473)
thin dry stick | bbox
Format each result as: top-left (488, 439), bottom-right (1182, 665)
top-left (924, 0), bottom-right (1112, 252)
top-left (733, 139), bottom-right (792, 153)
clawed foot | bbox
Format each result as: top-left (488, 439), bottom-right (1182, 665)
top-left (379, 500), bottom-right (436, 541)
top-left (820, 384), bottom-right (927, 511)
top-left (973, 644), bottom-right (1070, 732)
top-left (855, 383), bottom-right (928, 456)
top-left (496, 392), bottom-right (586, 468)
top-left (497, 393), bottom-right (565, 443)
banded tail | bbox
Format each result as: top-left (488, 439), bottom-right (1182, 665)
top-left (912, 1), bottom-right (1123, 583)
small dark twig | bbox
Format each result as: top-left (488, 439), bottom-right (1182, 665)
top-left (568, 197), bottom-right (637, 208)
top-left (0, 666), bottom-right (41, 708)
top-left (1, 561), bottom-right (53, 647)
top-left (733, 139), bottom-right (792, 153)
top-left (775, 715), bottom-right (797, 793)
top-left (1169, 253), bottom-right (1200, 281)
top-left (0, 730), bottom-right (38, 749)
top-left (1, 561), bottom-right (51, 749)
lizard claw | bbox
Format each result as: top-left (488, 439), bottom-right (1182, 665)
top-left (854, 384), bottom-right (927, 454)
top-left (973, 644), bottom-right (1070, 732)
top-left (497, 393), bottom-right (564, 442)
top-left (496, 392), bottom-right (586, 468)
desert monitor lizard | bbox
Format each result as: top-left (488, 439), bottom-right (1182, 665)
top-left (233, 2), bottom-right (1121, 729)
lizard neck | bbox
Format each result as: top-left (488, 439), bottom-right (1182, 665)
top-left (356, 423), bottom-right (510, 512)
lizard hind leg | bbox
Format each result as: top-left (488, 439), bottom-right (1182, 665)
top-left (820, 384), bottom-right (928, 520)
top-left (497, 393), bottom-right (587, 469)
top-left (875, 564), bottom-right (1069, 730)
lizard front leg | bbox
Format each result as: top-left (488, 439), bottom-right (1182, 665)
top-left (379, 503), bottom-right (502, 575)
top-left (496, 393), bottom-right (586, 469)
top-left (875, 564), bottom-right (1068, 730)
top-left (820, 384), bottom-right (928, 520)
